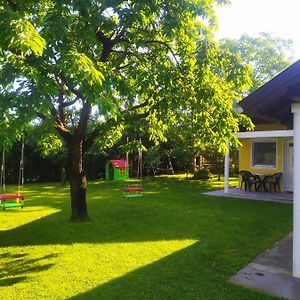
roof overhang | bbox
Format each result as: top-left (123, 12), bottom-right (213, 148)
top-left (236, 130), bottom-right (294, 139)
top-left (241, 60), bottom-right (300, 125)
top-left (110, 159), bottom-right (129, 168)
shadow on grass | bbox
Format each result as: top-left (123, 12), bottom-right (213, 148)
top-left (68, 243), bottom-right (206, 300)
top-left (0, 184), bottom-right (292, 251)
top-left (67, 242), bottom-right (266, 300)
top-left (0, 179), bottom-right (292, 299)
top-left (0, 178), bottom-right (291, 257)
top-left (0, 252), bottom-right (58, 286)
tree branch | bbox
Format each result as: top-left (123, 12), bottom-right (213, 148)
top-left (114, 27), bottom-right (128, 43)
top-left (96, 27), bottom-right (129, 62)
top-left (82, 118), bottom-right (119, 153)
top-left (55, 124), bottom-right (72, 141)
top-left (142, 40), bottom-right (179, 65)
top-left (82, 105), bottom-right (150, 154)
top-left (61, 97), bottom-right (80, 108)
top-left (58, 74), bottom-right (84, 99)
top-left (112, 50), bottom-right (137, 57)
top-left (125, 101), bottom-right (149, 112)
top-left (95, 28), bottom-right (114, 62)
top-left (116, 63), bottom-right (132, 70)
top-left (36, 111), bottom-right (71, 141)
top-left (36, 112), bottom-right (48, 122)
top-left (47, 104), bottom-right (72, 140)
top-left (82, 127), bottom-right (101, 153)
top-left (57, 91), bottom-right (66, 125)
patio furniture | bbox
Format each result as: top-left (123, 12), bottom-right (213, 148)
top-left (239, 171), bottom-right (248, 190)
top-left (264, 172), bottom-right (282, 192)
top-left (253, 174), bottom-right (269, 192)
top-left (239, 171), bottom-right (260, 192)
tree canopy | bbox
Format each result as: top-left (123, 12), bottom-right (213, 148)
top-left (220, 32), bottom-right (294, 93)
top-left (0, 0), bottom-right (252, 220)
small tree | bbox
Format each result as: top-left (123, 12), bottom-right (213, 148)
top-left (26, 125), bottom-right (67, 184)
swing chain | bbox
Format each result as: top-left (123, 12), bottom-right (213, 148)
top-left (18, 134), bottom-right (25, 192)
top-left (1, 143), bottom-right (6, 194)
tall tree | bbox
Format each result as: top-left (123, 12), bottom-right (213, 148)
top-left (220, 32), bottom-right (294, 93)
top-left (164, 38), bottom-right (253, 170)
top-left (0, 0), bottom-right (251, 221)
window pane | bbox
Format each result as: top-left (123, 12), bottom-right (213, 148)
top-left (253, 142), bottom-right (276, 166)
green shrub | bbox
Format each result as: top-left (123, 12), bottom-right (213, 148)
top-left (193, 168), bottom-right (211, 180)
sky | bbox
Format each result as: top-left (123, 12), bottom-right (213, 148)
top-left (215, 0), bottom-right (300, 60)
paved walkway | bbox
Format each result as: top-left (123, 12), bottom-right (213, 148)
top-left (204, 187), bottom-right (293, 203)
top-left (205, 188), bottom-right (298, 297)
top-left (230, 233), bottom-right (300, 300)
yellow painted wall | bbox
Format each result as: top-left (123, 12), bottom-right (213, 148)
top-left (239, 138), bottom-right (284, 174)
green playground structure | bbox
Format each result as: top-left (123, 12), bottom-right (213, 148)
top-left (105, 160), bottom-right (129, 181)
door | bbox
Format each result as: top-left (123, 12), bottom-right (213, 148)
top-left (109, 164), bottom-right (114, 180)
top-left (284, 139), bottom-right (294, 192)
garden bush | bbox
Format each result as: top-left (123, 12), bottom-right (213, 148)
top-left (193, 168), bottom-right (211, 180)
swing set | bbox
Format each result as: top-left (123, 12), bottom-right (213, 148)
top-left (0, 137), bottom-right (25, 211)
top-left (123, 140), bottom-right (144, 198)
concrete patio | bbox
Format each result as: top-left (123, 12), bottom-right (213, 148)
top-left (205, 188), bottom-right (299, 298)
top-left (230, 233), bottom-right (300, 300)
top-left (204, 187), bottom-right (293, 203)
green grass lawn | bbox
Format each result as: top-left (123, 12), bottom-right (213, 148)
top-left (0, 176), bottom-right (292, 299)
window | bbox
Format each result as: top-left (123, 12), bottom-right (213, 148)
top-left (120, 168), bottom-right (125, 175)
top-left (252, 140), bottom-right (276, 167)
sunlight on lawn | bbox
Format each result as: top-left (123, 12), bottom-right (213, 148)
top-left (201, 177), bottom-right (239, 190)
top-left (153, 174), bottom-right (238, 190)
top-left (0, 240), bottom-right (197, 299)
top-left (0, 207), bottom-right (60, 231)
top-left (0, 178), bottom-right (292, 300)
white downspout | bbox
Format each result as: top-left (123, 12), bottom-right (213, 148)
top-left (292, 103), bottom-right (300, 278)
top-left (227, 100), bottom-right (243, 194)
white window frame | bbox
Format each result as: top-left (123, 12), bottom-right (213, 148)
top-left (251, 138), bottom-right (277, 169)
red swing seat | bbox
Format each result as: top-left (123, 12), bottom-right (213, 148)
top-left (123, 187), bottom-right (143, 192)
top-left (0, 193), bottom-right (24, 200)
top-left (0, 193), bottom-right (24, 210)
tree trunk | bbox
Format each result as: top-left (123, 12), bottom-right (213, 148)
top-left (67, 140), bottom-right (89, 222)
top-left (60, 162), bottom-right (66, 185)
top-left (189, 157), bottom-right (197, 173)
